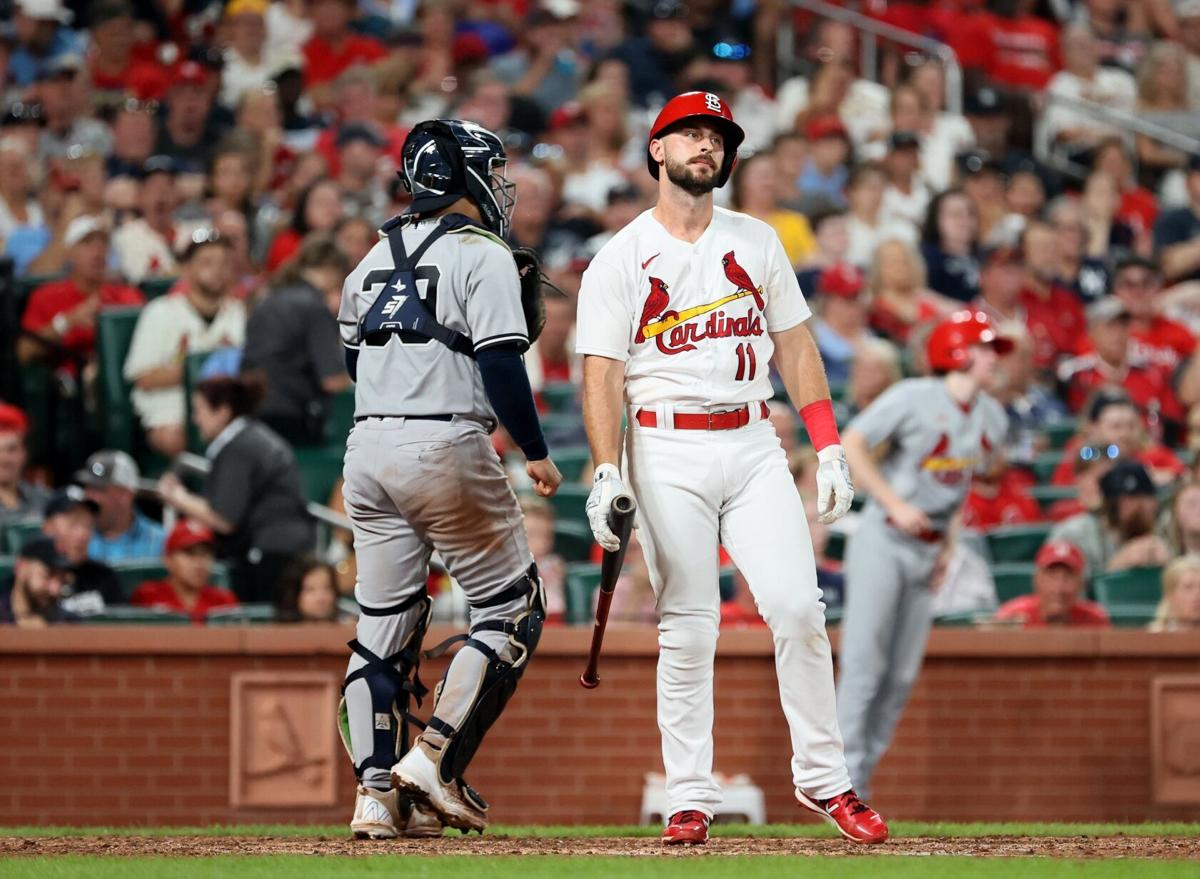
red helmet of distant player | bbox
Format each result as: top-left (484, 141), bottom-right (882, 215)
top-left (646, 91), bottom-right (746, 187)
top-left (926, 311), bottom-right (1014, 372)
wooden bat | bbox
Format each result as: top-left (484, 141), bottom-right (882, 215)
top-left (579, 493), bottom-right (637, 689)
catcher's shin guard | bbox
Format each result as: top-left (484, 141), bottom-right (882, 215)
top-left (423, 563), bottom-right (545, 785)
top-left (339, 590), bottom-right (433, 783)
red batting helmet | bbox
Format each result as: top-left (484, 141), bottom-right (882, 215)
top-left (646, 91), bottom-right (745, 187)
top-left (926, 311), bottom-right (1014, 372)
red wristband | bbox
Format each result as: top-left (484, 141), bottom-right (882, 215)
top-left (799, 399), bottom-right (840, 452)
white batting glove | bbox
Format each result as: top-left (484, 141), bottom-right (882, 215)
top-left (816, 444), bottom-right (854, 524)
top-left (586, 463), bottom-right (627, 552)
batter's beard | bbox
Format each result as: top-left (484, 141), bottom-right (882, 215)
top-left (664, 155), bottom-right (717, 196)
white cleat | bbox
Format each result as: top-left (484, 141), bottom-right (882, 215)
top-left (351, 785), bottom-right (403, 839)
top-left (391, 741), bottom-right (489, 834)
top-left (403, 803), bottom-right (445, 838)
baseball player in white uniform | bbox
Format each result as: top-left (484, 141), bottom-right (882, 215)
top-left (576, 92), bottom-right (888, 845)
top-left (337, 120), bottom-right (562, 839)
top-left (838, 311), bottom-right (1009, 797)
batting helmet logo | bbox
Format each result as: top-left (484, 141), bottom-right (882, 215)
top-left (646, 91), bottom-right (746, 187)
top-left (926, 311), bottom-right (1014, 372)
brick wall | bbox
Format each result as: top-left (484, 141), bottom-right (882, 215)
top-left (1, 626), bottom-right (1198, 826)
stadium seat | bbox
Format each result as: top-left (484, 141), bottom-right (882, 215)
top-left (90, 605), bottom-right (191, 624)
top-left (542, 381), bottom-right (578, 413)
top-left (326, 388), bottom-right (356, 444)
top-left (825, 529), bottom-right (846, 562)
top-left (0, 555), bottom-right (13, 581)
top-left (112, 560), bottom-right (168, 601)
top-left (1030, 451), bottom-right (1063, 484)
top-left (138, 277), bottom-right (177, 300)
top-left (718, 566), bottom-right (736, 602)
top-left (2, 518), bottom-right (44, 555)
top-left (182, 351), bottom-right (210, 454)
top-left (1028, 484), bottom-right (1077, 512)
top-left (211, 562), bottom-right (232, 590)
top-left (96, 307), bottom-right (144, 453)
top-left (550, 483), bottom-right (590, 526)
top-left (294, 445), bottom-right (345, 505)
top-left (991, 562), bottom-right (1036, 603)
top-left (822, 604), bottom-right (843, 625)
top-left (1105, 604), bottom-right (1158, 628)
top-left (1041, 421), bottom-right (1077, 450)
top-left (1092, 566), bottom-right (1163, 606)
top-left (551, 446), bottom-right (591, 481)
top-left (985, 523), bottom-right (1051, 563)
top-left (205, 603), bottom-right (277, 625)
top-left (554, 519), bottom-right (594, 563)
top-left (564, 561), bottom-right (602, 624)
top-left (934, 610), bottom-right (986, 626)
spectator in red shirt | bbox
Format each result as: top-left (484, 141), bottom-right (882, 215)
top-left (1110, 255), bottom-right (1197, 368)
top-left (995, 540), bottom-right (1111, 627)
top-left (1093, 138), bottom-right (1158, 238)
top-left (982, 0), bottom-right (1061, 91)
top-left (1057, 297), bottom-right (1184, 423)
top-left (18, 216), bottom-right (144, 368)
top-left (302, 0), bottom-right (386, 94)
top-left (962, 455), bottom-right (1042, 530)
top-left (1051, 393), bottom-right (1185, 487)
top-left (129, 520), bottom-right (239, 624)
top-left (264, 178), bottom-right (345, 272)
top-left (972, 244), bottom-right (1025, 327)
top-left (1019, 220), bottom-right (1087, 371)
top-left (86, 0), bottom-right (167, 98)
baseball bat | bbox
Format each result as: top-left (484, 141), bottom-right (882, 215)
top-left (579, 493), bottom-right (637, 689)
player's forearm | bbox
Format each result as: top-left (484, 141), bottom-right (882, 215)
top-left (477, 345), bottom-right (549, 461)
top-left (582, 355), bottom-right (625, 466)
top-left (842, 429), bottom-right (903, 513)
top-left (770, 323), bottom-right (831, 409)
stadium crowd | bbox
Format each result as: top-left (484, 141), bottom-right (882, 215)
top-left (1, 0), bottom-right (1200, 633)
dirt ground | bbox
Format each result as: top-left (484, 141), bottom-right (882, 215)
top-left (3, 835), bottom-right (1197, 859)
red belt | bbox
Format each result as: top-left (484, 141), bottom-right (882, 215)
top-left (634, 402), bottom-right (769, 431)
top-left (885, 517), bottom-right (944, 544)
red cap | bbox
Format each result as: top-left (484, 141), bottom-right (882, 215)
top-left (818, 263), bottom-right (865, 299)
top-left (805, 115), bottom-right (849, 142)
top-left (549, 101), bottom-right (587, 131)
top-left (0, 403), bottom-right (29, 435)
top-left (174, 60), bottom-right (209, 88)
top-left (452, 32), bottom-right (489, 65)
top-left (166, 519), bottom-right (215, 554)
top-left (1035, 540), bottom-right (1085, 574)
top-left (926, 310), bottom-right (1015, 371)
top-left (646, 91), bottom-right (745, 187)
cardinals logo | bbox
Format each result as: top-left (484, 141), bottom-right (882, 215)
top-left (721, 251), bottom-right (765, 310)
top-left (920, 433), bottom-right (979, 486)
top-left (634, 252), bottom-right (766, 355)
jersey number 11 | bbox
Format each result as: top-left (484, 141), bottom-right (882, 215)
top-left (734, 342), bottom-right (756, 381)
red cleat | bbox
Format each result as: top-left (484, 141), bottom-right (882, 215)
top-left (796, 789), bottom-right (889, 844)
top-left (661, 809), bottom-right (710, 845)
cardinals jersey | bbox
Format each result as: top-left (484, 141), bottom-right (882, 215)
top-left (847, 377), bottom-right (1008, 528)
top-left (575, 207), bottom-right (810, 407)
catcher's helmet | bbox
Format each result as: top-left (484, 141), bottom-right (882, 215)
top-left (646, 91), bottom-right (745, 187)
top-left (399, 119), bottom-right (516, 237)
top-left (926, 311), bottom-right (1014, 372)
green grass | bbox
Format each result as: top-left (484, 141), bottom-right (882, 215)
top-left (2, 857), bottom-right (1198, 879)
top-left (4, 822), bottom-right (1199, 839)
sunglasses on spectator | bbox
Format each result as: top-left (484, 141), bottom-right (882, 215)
top-left (1079, 444), bottom-right (1121, 463)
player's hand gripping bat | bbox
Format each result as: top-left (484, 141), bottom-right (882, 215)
top-left (579, 493), bottom-right (637, 689)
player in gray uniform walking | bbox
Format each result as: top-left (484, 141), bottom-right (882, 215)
top-left (838, 311), bottom-right (1009, 796)
top-left (336, 120), bottom-right (562, 839)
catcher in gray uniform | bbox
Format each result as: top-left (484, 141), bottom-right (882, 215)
top-left (838, 311), bottom-right (1009, 797)
top-left (336, 119), bottom-right (562, 839)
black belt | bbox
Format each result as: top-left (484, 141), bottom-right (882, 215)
top-left (354, 414), bottom-right (455, 423)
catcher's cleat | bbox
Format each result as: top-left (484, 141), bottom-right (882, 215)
top-left (403, 803), bottom-right (445, 838)
top-left (351, 785), bottom-right (403, 839)
top-left (391, 740), bottom-right (489, 834)
top-left (661, 809), bottom-right (710, 845)
top-left (796, 788), bottom-right (889, 844)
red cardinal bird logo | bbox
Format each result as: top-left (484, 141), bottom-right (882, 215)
top-left (636, 277), bottom-right (672, 343)
top-left (721, 251), bottom-right (765, 311)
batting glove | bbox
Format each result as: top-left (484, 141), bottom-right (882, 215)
top-left (586, 463), bottom-right (627, 552)
top-left (816, 444), bottom-right (854, 524)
